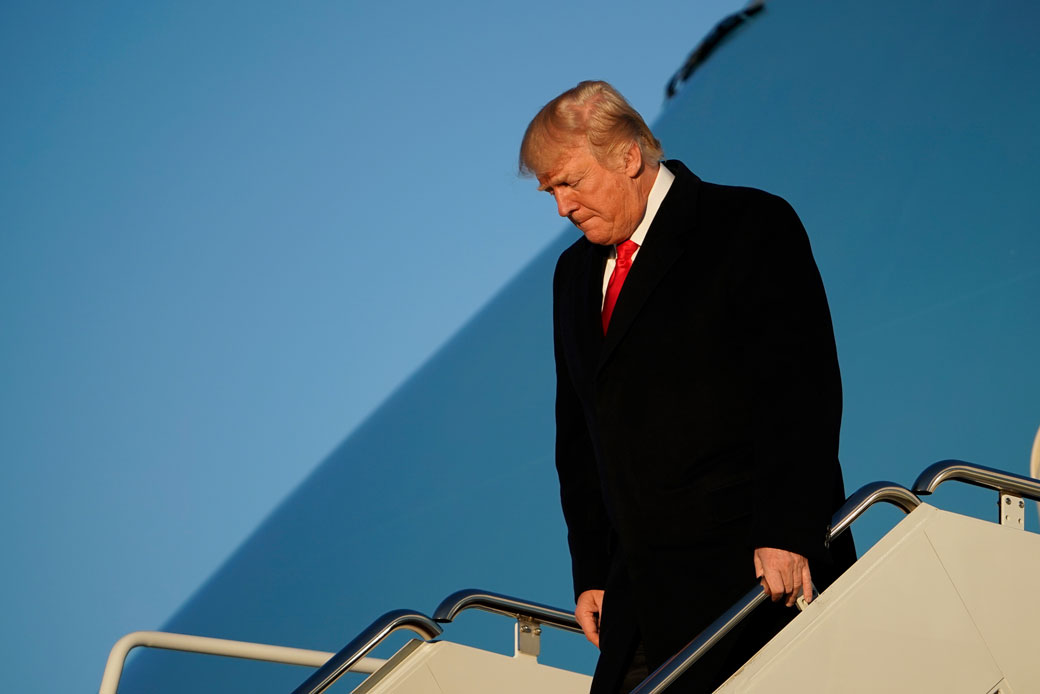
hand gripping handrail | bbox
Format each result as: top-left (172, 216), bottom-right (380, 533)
top-left (630, 481), bottom-right (922, 694)
top-left (433, 588), bottom-right (582, 633)
top-left (289, 609), bottom-right (442, 694)
top-left (912, 459), bottom-right (1040, 501)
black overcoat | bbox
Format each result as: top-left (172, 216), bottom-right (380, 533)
top-left (552, 161), bottom-right (856, 693)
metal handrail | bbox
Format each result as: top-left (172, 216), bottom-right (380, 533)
top-left (630, 480), bottom-right (923, 694)
top-left (912, 459), bottom-right (1040, 501)
top-left (1033, 427), bottom-right (1040, 524)
top-left (289, 609), bottom-right (442, 694)
top-left (1031, 427), bottom-right (1040, 485)
top-left (97, 631), bottom-right (384, 694)
top-left (433, 588), bottom-right (582, 633)
top-left (631, 585), bottom-right (770, 694)
top-left (826, 481), bottom-right (922, 545)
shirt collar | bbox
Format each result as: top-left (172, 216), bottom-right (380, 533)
top-left (624, 162), bottom-right (674, 250)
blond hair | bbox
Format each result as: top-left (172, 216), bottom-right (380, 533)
top-left (519, 80), bottom-right (663, 176)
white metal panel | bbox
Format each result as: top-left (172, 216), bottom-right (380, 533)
top-left (921, 510), bottom-right (1040, 689)
top-left (354, 640), bottom-right (591, 694)
top-left (716, 504), bottom-right (1008, 693)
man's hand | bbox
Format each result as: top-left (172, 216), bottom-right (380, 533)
top-left (575, 589), bottom-right (605, 647)
top-left (753, 547), bottom-right (812, 607)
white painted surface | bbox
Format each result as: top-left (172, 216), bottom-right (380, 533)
top-left (355, 640), bottom-right (591, 694)
top-left (716, 505), bottom-right (1040, 693)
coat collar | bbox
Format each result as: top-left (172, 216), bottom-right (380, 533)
top-left (597, 160), bottom-right (703, 369)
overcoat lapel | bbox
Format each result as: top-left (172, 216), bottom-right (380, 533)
top-left (574, 243), bottom-right (607, 374)
top-left (598, 165), bottom-right (702, 370)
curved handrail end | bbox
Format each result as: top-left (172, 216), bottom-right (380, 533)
top-left (911, 459), bottom-right (976, 495)
top-left (290, 609), bottom-right (441, 694)
top-left (433, 589), bottom-right (483, 623)
top-left (911, 460), bottom-right (1040, 503)
top-left (826, 481), bottom-right (921, 545)
top-left (433, 588), bottom-right (581, 633)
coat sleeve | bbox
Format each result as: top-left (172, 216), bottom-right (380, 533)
top-left (553, 255), bottom-right (612, 602)
top-left (737, 194), bottom-right (844, 561)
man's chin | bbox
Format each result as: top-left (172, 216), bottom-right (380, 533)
top-left (577, 224), bottom-right (613, 246)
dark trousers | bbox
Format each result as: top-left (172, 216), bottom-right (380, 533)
top-left (618, 642), bottom-right (650, 694)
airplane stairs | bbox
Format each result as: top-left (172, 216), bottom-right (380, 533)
top-left (100, 460), bottom-right (1040, 693)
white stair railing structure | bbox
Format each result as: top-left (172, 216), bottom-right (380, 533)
top-left (98, 630), bottom-right (386, 694)
top-left (100, 459), bottom-right (1040, 694)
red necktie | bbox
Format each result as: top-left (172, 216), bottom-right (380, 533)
top-left (602, 239), bottom-right (639, 334)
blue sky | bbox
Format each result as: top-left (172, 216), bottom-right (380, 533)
top-left (0, 1), bottom-right (744, 691)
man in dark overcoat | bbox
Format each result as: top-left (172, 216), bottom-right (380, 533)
top-left (520, 81), bottom-right (856, 693)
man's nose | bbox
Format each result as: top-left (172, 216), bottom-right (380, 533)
top-left (554, 190), bottom-right (578, 218)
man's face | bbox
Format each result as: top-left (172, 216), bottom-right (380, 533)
top-left (536, 142), bottom-right (645, 246)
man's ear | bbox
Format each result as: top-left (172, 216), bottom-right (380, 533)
top-left (623, 141), bottom-right (643, 178)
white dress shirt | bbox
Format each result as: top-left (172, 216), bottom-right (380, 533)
top-left (601, 162), bottom-right (675, 306)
